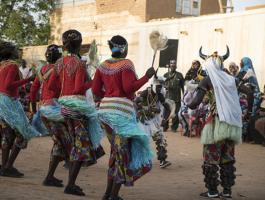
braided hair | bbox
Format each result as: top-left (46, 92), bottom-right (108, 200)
top-left (0, 40), bottom-right (18, 61)
top-left (108, 35), bottom-right (128, 58)
top-left (62, 29), bottom-right (82, 54)
top-left (45, 44), bottom-right (62, 64)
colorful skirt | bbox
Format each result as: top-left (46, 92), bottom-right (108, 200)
top-left (58, 95), bottom-right (104, 149)
top-left (35, 99), bottom-right (72, 160)
top-left (0, 93), bottom-right (40, 140)
top-left (201, 116), bottom-right (242, 145)
top-left (58, 95), bottom-right (105, 162)
top-left (98, 97), bottom-right (152, 186)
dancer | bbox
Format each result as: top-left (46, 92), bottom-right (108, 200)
top-left (0, 41), bottom-right (39, 177)
top-left (136, 76), bottom-right (171, 169)
top-left (48, 30), bottom-right (105, 196)
top-left (187, 47), bottom-right (242, 198)
top-left (92, 35), bottom-right (155, 200)
top-left (30, 44), bottom-right (72, 187)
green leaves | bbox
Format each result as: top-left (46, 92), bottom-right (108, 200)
top-left (0, 0), bottom-right (54, 46)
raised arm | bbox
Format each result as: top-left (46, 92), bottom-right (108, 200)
top-left (122, 69), bottom-right (149, 94)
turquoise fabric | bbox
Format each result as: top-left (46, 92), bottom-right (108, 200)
top-left (98, 110), bottom-right (153, 170)
top-left (32, 111), bottom-right (49, 135)
top-left (0, 93), bottom-right (40, 140)
top-left (32, 101), bottom-right (64, 135)
top-left (58, 96), bottom-right (104, 149)
top-left (39, 103), bottom-right (64, 122)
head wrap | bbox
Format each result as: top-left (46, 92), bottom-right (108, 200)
top-left (240, 57), bottom-right (260, 91)
top-left (108, 35), bottom-right (128, 58)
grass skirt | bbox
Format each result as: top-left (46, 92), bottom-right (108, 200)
top-left (201, 116), bottom-right (242, 145)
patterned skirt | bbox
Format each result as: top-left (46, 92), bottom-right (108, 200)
top-left (59, 96), bottom-right (105, 163)
top-left (42, 118), bottom-right (72, 161)
top-left (0, 120), bottom-right (27, 149)
top-left (99, 97), bottom-right (152, 186)
top-left (34, 99), bottom-right (72, 160)
top-left (104, 124), bottom-right (152, 186)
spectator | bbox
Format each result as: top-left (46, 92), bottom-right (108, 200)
top-left (229, 62), bottom-right (239, 77)
top-left (19, 59), bottom-right (32, 79)
top-left (185, 60), bottom-right (201, 81)
top-left (163, 59), bottom-right (184, 132)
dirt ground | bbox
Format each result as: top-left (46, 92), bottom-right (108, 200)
top-left (0, 132), bottom-right (265, 200)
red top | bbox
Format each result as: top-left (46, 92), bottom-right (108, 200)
top-left (92, 58), bottom-right (149, 100)
top-left (48, 55), bottom-right (91, 96)
top-left (0, 61), bottom-right (31, 98)
top-left (30, 64), bottom-right (60, 102)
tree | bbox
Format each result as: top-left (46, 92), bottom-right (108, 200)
top-left (0, 0), bottom-right (55, 47)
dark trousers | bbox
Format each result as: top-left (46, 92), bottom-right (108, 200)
top-left (164, 101), bottom-right (181, 131)
top-left (171, 101), bottom-right (181, 131)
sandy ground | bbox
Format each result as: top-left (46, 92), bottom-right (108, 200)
top-left (0, 132), bottom-right (265, 200)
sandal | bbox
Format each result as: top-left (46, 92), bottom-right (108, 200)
top-left (0, 168), bottom-right (24, 178)
top-left (64, 185), bottom-right (85, 196)
top-left (51, 176), bottom-right (63, 183)
top-left (43, 178), bottom-right (64, 187)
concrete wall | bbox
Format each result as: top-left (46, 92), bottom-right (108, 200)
top-left (24, 8), bottom-right (265, 89)
top-left (201, 0), bottom-right (227, 14)
top-left (88, 9), bottom-right (265, 88)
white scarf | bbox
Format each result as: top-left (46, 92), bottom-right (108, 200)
top-left (203, 57), bottom-right (242, 127)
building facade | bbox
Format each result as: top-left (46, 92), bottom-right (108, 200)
top-left (23, 1), bottom-right (265, 88)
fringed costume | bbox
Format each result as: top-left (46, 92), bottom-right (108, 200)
top-left (0, 59), bottom-right (39, 177)
top-left (188, 56), bottom-right (242, 198)
top-left (49, 55), bottom-right (105, 165)
top-left (93, 58), bottom-right (153, 187)
top-left (30, 63), bottom-right (72, 164)
top-left (0, 60), bottom-right (39, 144)
top-left (136, 79), bottom-right (171, 168)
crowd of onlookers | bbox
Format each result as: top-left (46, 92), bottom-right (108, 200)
top-left (163, 57), bottom-right (265, 146)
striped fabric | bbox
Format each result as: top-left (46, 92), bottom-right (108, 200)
top-left (99, 97), bottom-right (135, 118)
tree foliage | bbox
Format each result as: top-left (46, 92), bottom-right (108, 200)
top-left (0, 0), bottom-right (55, 46)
